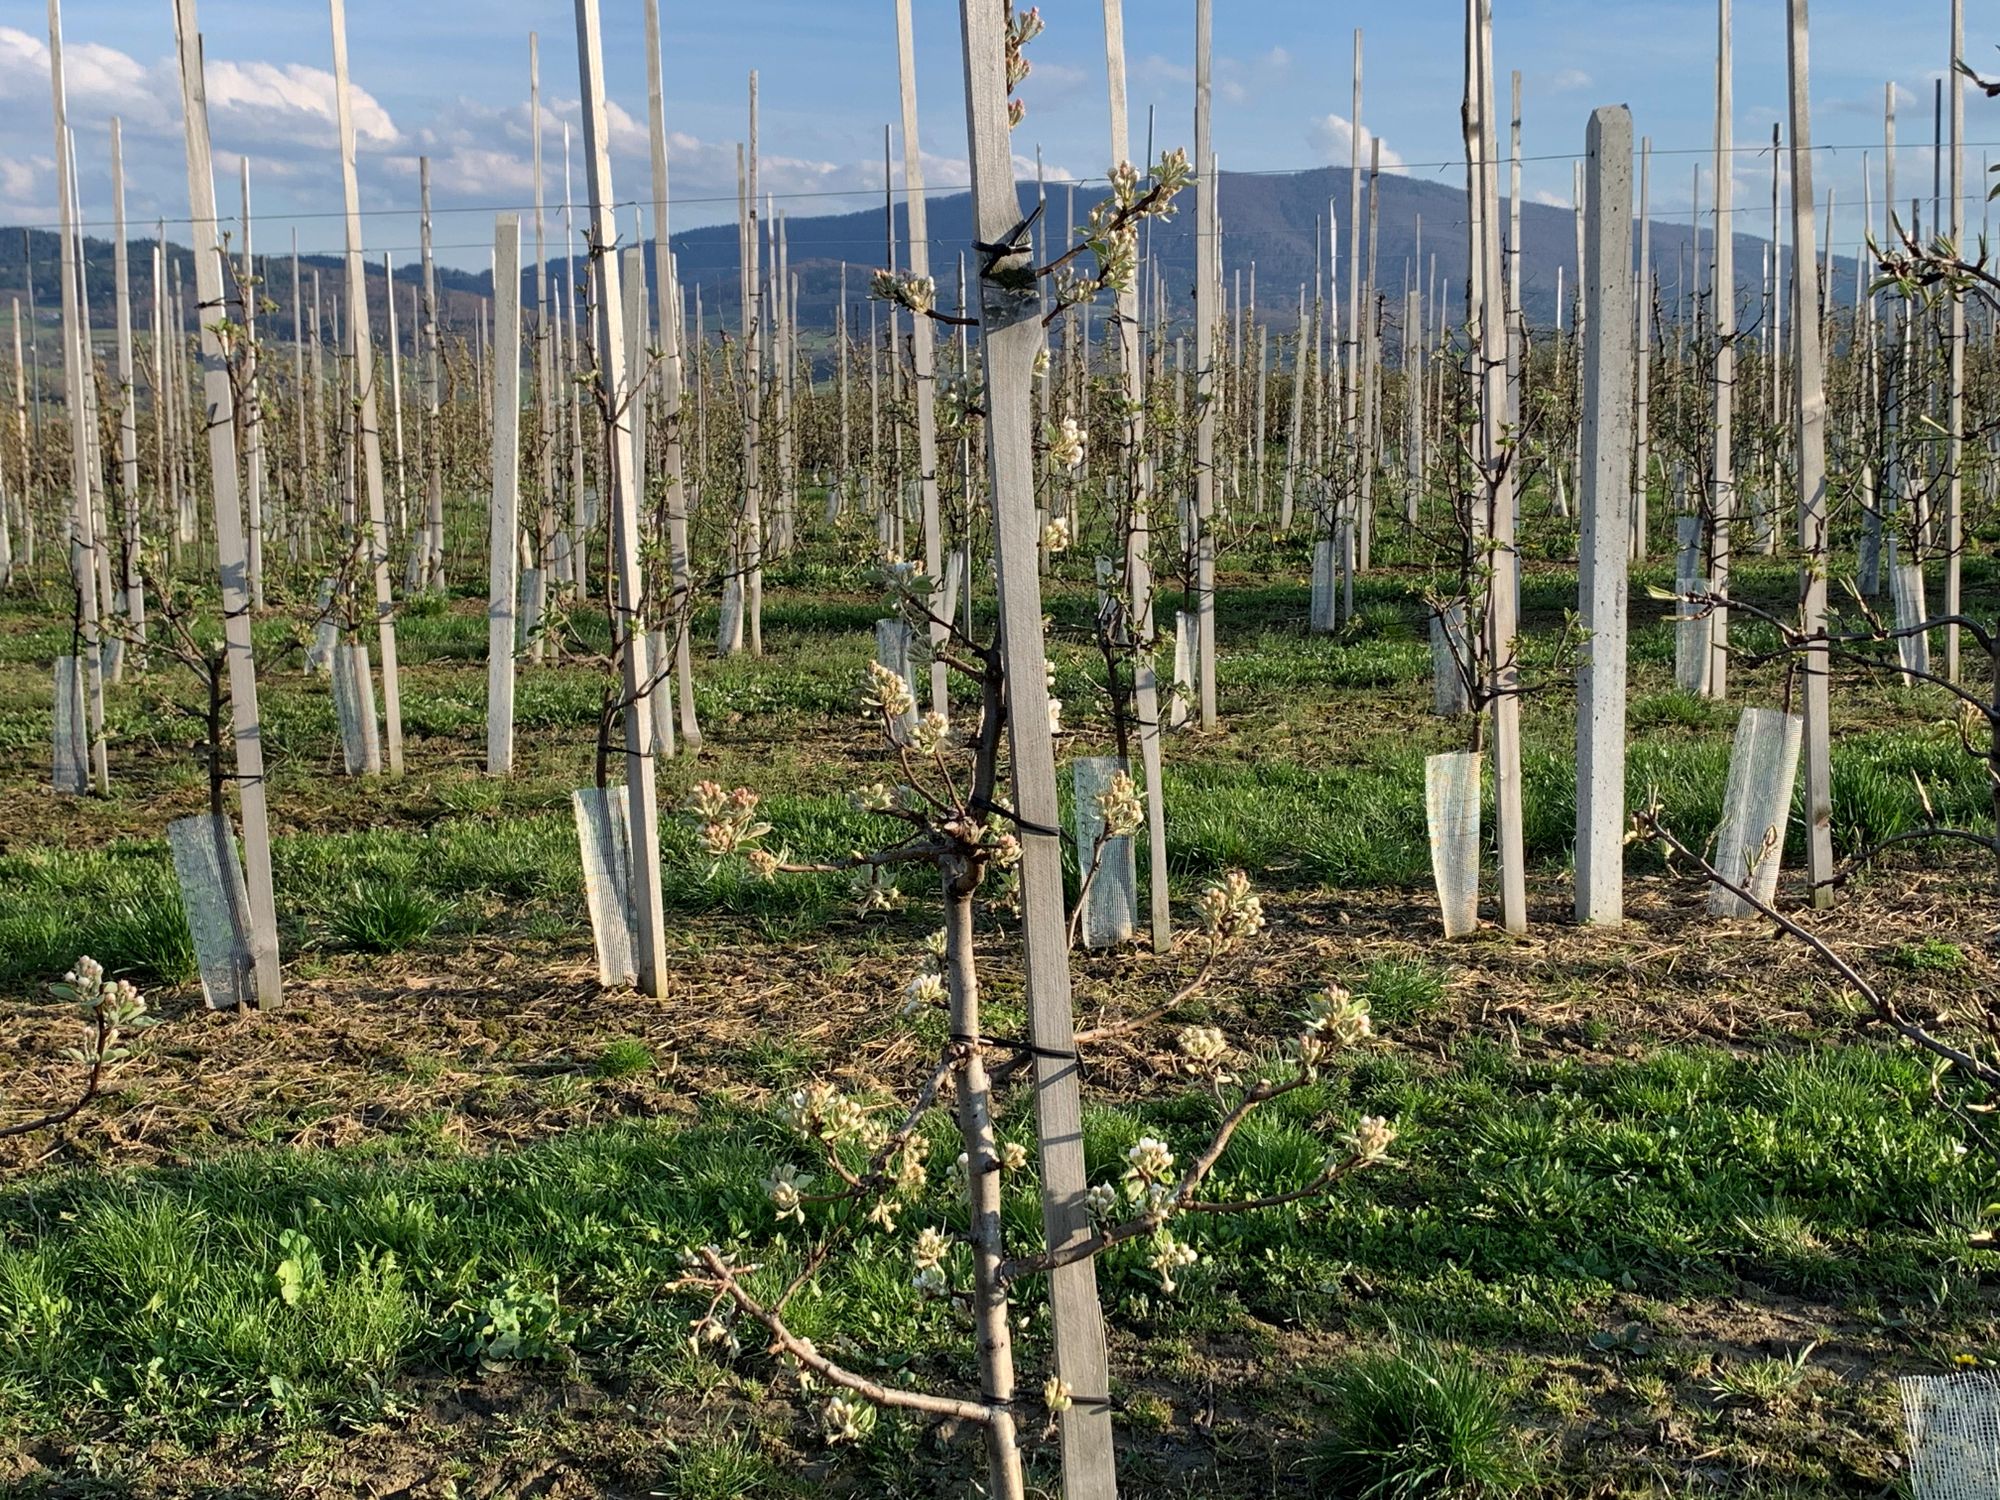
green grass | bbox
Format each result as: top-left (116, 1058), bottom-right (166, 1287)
top-left (0, 849), bottom-right (196, 987)
top-left (0, 1043), bottom-right (1982, 1452)
top-left (592, 1038), bottom-right (657, 1079)
top-left (656, 1431), bottom-right (800, 1499)
top-left (1305, 1336), bottom-right (1527, 1498)
top-left (0, 514), bottom-right (1995, 1492)
top-left (1356, 959), bottom-right (1449, 1026)
top-left (324, 880), bottom-right (453, 953)
top-left (1886, 937), bottom-right (1969, 972)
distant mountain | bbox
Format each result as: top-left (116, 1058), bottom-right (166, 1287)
top-left (0, 163), bottom-right (1858, 356)
top-left (682, 165), bottom-right (1862, 340)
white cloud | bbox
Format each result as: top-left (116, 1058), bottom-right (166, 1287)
top-left (0, 23), bottom-right (1070, 260)
top-left (1023, 59), bottom-right (1089, 110)
top-left (0, 151), bottom-right (48, 222)
top-left (1542, 68), bottom-right (1592, 93)
top-left (0, 25), bottom-right (172, 132)
top-left (3, 25), bottom-right (400, 151)
top-left (207, 59), bottom-right (400, 151)
top-left (1133, 53), bottom-right (1194, 88)
top-left (1308, 113), bottom-right (1404, 172)
top-left (1134, 47), bottom-right (1290, 106)
top-left (379, 89), bottom-right (989, 237)
top-left (1829, 80), bottom-right (1918, 118)
top-left (0, 23), bottom-right (406, 228)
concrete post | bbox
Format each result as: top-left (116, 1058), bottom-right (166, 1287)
top-left (1575, 106), bottom-right (1635, 925)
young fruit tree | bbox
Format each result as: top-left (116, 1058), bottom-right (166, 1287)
top-left (666, 10), bottom-right (1397, 1498)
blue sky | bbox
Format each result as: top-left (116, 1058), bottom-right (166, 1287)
top-left (0, 0), bottom-right (1988, 274)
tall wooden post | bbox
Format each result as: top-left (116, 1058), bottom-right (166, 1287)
top-left (531, 32), bottom-right (555, 645)
top-left (574, 0), bottom-right (669, 999)
top-left (957, 1), bottom-right (1116, 1490)
top-left (645, 0), bottom-right (701, 749)
top-left (171, 0), bottom-right (282, 1005)
top-left (1576, 107), bottom-right (1634, 926)
top-left (330, 0), bottom-right (404, 773)
top-left (895, 0), bottom-right (949, 718)
top-left (111, 118), bottom-right (144, 652)
top-left (47, 0), bottom-right (108, 794)
top-left (1786, 0), bottom-right (1835, 907)
top-left (1632, 136), bottom-right (1652, 562)
top-left (239, 159), bottom-right (265, 610)
top-left (1103, 0), bottom-right (1171, 952)
top-left (1708, 0), bottom-right (1735, 699)
top-left (1343, 30), bottom-right (1364, 554)
top-left (488, 215), bottom-right (522, 777)
top-left (1193, 0), bottom-right (1217, 729)
top-left (420, 157), bottom-right (445, 591)
top-left (1469, 0), bottom-right (1527, 933)
top-left (743, 76), bottom-right (765, 656)
top-left (1945, 0), bottom-right (1964, 681)
top-left (9, 302), bottom-right (26, 578)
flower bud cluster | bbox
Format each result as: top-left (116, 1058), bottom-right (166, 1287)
top-left (860, 659), bottom-right (915, 721)
top-left (777, 1082), bottom-right (875, 1149)
top-left (1096, 770), bottom-right (1144, 839)
top-left (1146, 1229), bottom-right (1199, 1294)
top-left (1344, 1114), bottom-right (1397, 1164)
top-left (50, 955), bottom-right (150, 1065)
top-left (850, 780), bottom-right (898, 813)
top-left (1195, 869), bottom-right (1265, 946)
top-left (1177, 1025), bottom-right (1228, 1068)
top-left (822, 1394), bottom-right (875, 1445)
top-left (685, 781), bottom-right (772, 862)
top-left (1294, 986), bottom-right (1372, 1073)
top-left (1047, 416), bottom-right (1086, 472)
top-left (869, 268), bottom-right (935, 315)
top-left (849, 868), bottom-right (908, 914)
top-left (909, 711), bottom-right (954, 757)
top-left (765, 1162), bottom-right (812, 1224)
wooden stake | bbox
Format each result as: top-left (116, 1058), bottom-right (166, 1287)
top-left (1576, 106), bottom-right (1634, 926)
top-left (330, 0), bottom-right (404, 774)
top-left (171, 0), bottom-right (282, 1005)
top-left (895, 0), bottom-right (949, 718)
top-left (46, 0), bottom-right (107, 794)
top-left (574, 0), bottom-right (669, 999)
top-left (745, 75), bottom-right (765, 655)
top-left (1193, 0), bottom-right (1217, 729)
top-left (111, 118), bottom-right (144, 652)
top-left (644, 0), bottom-right (701, 750)
top-left (1103, 0), bottom-right (1171, 953)
top-left (1786, 0), bottom-right (1835, 908)
top-left (488, 215), bottom-right (522, 777)
top-left (1632, 137), bottom-right (1652, 562)
top-left (1469, 0), bottom-right (1527, 933)
top-left (956, 1), bottom-right (1116, 1490)
top-left (420, 157), bottom-right (446, 591)
top-left (1709, 0), bottom-right (1735, 699)
top-left (240, 160), bottom-right (265, 609)
top-left (1945, 0), bottom-right (1964, 680)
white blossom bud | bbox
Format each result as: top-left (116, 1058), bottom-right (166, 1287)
top-left (765, 1163), bottom-right (812, 1223)
top-left (1124, 1136), bottom-right (1176, 1182)
top-left (822, 1394), bottom-right (874, 1445)
top-left (902, 970), bottom-right (948, 1014)
top-left (1177, 1025), bottom-right (1228, 1066)
top-left (1344, 1114), bottom-right (1397, 1164)
top-left (912, 1225), bottom-right (951, 1272)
